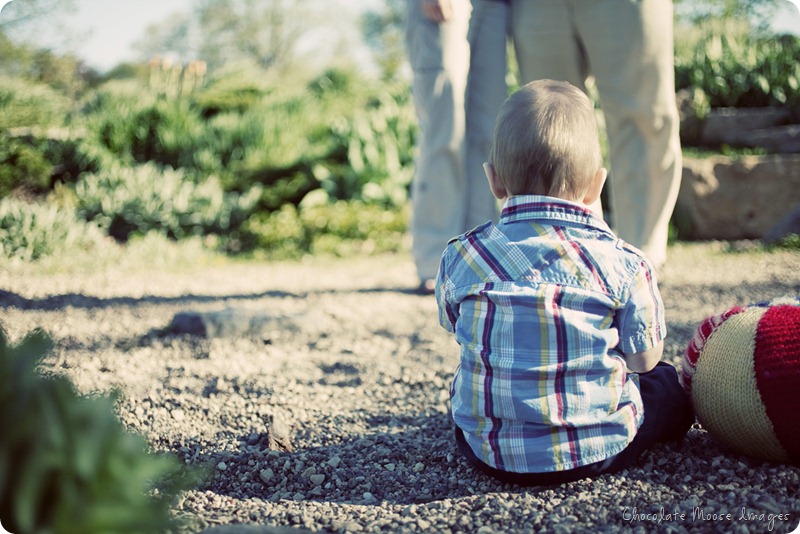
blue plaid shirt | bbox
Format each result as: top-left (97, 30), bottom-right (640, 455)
top-left (436, 195), bottom-right (665, 473)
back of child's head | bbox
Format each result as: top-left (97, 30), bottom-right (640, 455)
top-left (489, 79), bottom-right (602, 199)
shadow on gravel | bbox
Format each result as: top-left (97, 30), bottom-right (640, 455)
top-left (0, 286), bottom-right (428, 311)
top-left (190, 412), bottom-right (478, 506)
top-left (186, 413), bottom-right (718, 509)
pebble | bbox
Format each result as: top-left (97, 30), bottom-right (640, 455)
top-left (22, 252), bottom-right (800, 534)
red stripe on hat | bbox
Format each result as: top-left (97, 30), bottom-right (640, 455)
top-left (753, 305), bottom-right (800, 465)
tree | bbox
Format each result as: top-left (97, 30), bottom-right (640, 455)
top-left (0, 0), bottom-right (75, 43)
top-left (675, 0), bottom-right (780, 30)
top-left (361, 0), bottom-right (406, 82)
top-left (134, 0), bottom-right (345, 76)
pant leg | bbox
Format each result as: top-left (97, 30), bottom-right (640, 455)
top-left (464, 0), bottom-right (508, 230)
top-left (574, 0), bottom-right (682, 267)
top-left (510, 0), bottom-right (588, 93)
top-left (407, 0), bottom-right (472, 281)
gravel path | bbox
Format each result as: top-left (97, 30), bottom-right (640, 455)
top-left (2, 242), bottom-right (799, 533)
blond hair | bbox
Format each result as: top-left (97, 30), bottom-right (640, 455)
top-left (489, 79), bottom-right (602, 199)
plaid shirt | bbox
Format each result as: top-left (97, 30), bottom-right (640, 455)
top-left (436, 195), bottom-right (665, 473)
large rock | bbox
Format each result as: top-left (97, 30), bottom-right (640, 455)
top-left (166, 307), bottom-right (324, 339)
top-left (675, 155), bottom-right (800, 240)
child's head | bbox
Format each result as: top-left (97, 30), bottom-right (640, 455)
top-left (486, 79), bottom-right (605, 203)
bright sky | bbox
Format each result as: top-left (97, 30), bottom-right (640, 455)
top-left (1, 0), bottom-right (799, 72)
top-left (66, 0), bottom-right (193, 70)
top-left (1, 0), bottom-right (381, 72)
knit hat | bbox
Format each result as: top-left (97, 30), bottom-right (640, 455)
top-left (680, 296), bottom-right (800, 465)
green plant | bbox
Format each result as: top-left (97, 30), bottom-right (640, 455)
top-left (0, 326), bottom-right (200, 534)
top-left (242, 196), bottom-right (409, 259)
top-left (0, 133), bottom-right (52, 198)
top-left (75, 162), bottom-right (262, 242)
top-left (0, 76), bottom-right (71, 130)
top-left (675, 26), bottom-right (800, 113)
top-left (0, 198), bottom-right (108, 261)
top-left (318, 86), bottom-right (416, 207)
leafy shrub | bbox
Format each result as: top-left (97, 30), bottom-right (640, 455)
top-left (0, 77), bottom-right (71, 130)
top-left (75, 162), bottom-right (262, 242)
top-left (0, 133), bottom-right (52, 198)
top-left (0, 326), bottom-right (198, 534)
top-left (242, 195), bottom-right (409, 259)
top-left (675, 27), bottom-right (800, 113)
top-left (0, 198), bottom-right (108, 262)
top-left (84, 93), bottom-right (206, 170)
top-left (192, 66), bottom-right (269, 117)
top-left (318, 86), bottom-right (416, 206)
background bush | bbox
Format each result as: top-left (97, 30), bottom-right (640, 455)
top-left (0, 197), bottom-right (108, 262)
top-left (675, 23), bottom-right (800, 114)
top-left (74, 162), bottom-right (261, 242)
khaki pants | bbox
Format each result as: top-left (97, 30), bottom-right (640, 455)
top-left (511, 0), bottom-right (682, 267)
top-left (465, 0), bottom-right (509, 230)
top-left (407, 0), bottom-right (476, 282)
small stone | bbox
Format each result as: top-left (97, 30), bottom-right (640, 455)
top-left (413, 462), bottom-right (425, 472)
top-left (171, 409), bottom-right (185, 421)
top-left (363, 492), bottom-right (375, 502)
top-left (217, 462), bottom-right (227, 471)
top-left (385, 463), bottom-right (396, 472)
top-left (328, 456), bottom-right (342, 468)
top-left (310, 474), bottom-right (325, 486)
top-left (417, 519), bottom-right (431, 530)
top-left (292, 492), bottom-right (305, 501)
top-left (302, 466), bottom-right (316, 478)
top-left (259, 469), bottom-right (274, 482)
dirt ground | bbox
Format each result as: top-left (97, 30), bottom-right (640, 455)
top-left (1, 242), bottom-right (799, 532)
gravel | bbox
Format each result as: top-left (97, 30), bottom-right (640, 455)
top-left (1, 242), bottom-right (799, 533)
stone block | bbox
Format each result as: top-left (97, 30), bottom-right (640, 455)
top-left (675, 155), bottom-right (800, 240)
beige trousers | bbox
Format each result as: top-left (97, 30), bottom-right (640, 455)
top-left (408, 0), bottom-right (501, 282)
top-left (466, 0), bottom-right (509, 229)
top-left (511, 0), bottom-right (682, 267)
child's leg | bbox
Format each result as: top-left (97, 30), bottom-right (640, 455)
top-left (635, 361), bottom-right (696, 443)
top-left (595, 361), bottom-right (695, 472)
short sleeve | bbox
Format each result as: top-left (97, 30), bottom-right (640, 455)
top-left (435, 249), bottom-right (459, 333)
top-left (614, 260), bottom-right (666, 355)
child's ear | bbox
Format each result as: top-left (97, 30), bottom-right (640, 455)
top-left (484, 162), bottom-right (508, 200)
top-left (582, 167), bottom-right (607, 206)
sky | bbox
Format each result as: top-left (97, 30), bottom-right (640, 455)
top-left (1, 0), bottom-right (799, 73)
top-left (0, 0), bottom-right (382, 72)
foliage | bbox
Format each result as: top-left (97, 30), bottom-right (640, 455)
top-left (674, 24), bottom-right (800, 114)
top-left (0, 325), bottom-right (200, 534)
top-left (0, 133), bottom-right (52, 198)
top-left (0, 197), bottom-right (108, 262)
top-left (75, 162), bottom-right (262, 242)
top-left (242, 196), bottom-right (409, 259)
top-left (0, 76), bottom-right (71, 130)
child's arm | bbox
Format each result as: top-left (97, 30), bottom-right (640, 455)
top-left (623, 340), bottom-right (664, 373)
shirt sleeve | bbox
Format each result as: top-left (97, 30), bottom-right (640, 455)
top-left (614, 259), bottom-right (666, 355)
top-left (435, 250), bottom-right (459, 333)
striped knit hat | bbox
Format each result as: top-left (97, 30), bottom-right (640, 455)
top-left (680, 296), bottom-right (800, 465)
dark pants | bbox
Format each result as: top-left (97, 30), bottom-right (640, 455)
top-left (455, 361), bottom-right (695, 486)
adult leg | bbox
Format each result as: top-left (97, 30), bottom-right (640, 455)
top-left (406, 0), bottom-right (472, 282)
top-left (574, 0), bottom-right (682, 267)
top-left (464, 0), bottom-right (508, 230)
top-left (510, 0), bottom-right (588, 93)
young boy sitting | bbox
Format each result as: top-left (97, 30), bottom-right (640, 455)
top-left (435, 79), bottom-right (694, 485)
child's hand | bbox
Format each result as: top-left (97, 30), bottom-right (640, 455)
top-left (422, 0), bottom-right (453, 23)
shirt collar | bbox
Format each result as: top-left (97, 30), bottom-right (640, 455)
top-left (499, 195), bottom-right (612, 233)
